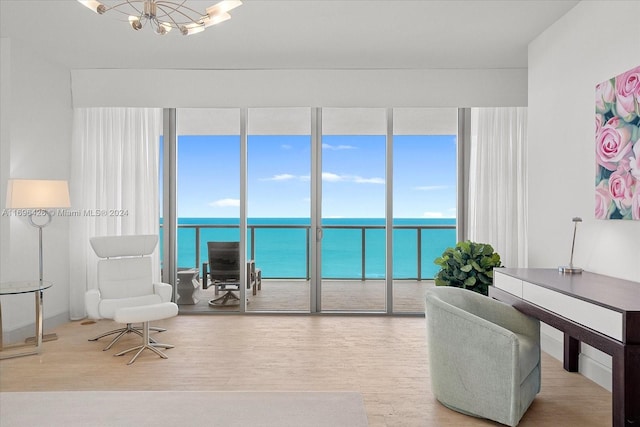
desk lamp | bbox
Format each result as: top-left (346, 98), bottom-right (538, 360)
top-left (559, 217), bottom-right (583, 274)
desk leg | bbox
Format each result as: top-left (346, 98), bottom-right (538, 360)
top-left (613, 346), bottom-right (640, 426)
top-left (563, 333), bottom-right (579, 372)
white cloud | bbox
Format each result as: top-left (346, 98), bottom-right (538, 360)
top-left (260, 173), bottom-right (304, 181)
top-left (323, 172), bottom-right (384, 184)
top-left (322, 143), bottom-right (356, 150)
top-left (262, 173), bottom-right (296, 181)
top-left (281, 144), bottom-right (292, 150)
top-left (322, 172), bottom-right (344, 182)
top-left (257, 171), bottom-right (385, 184)
top-left (354, 176), bottom-right (385, 184)
top-left (209, 198), bottom-right (240, 207)
top-left (414, 185), bottom-right (448, 191)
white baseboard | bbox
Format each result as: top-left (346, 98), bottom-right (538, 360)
top-left (541, 328), bottom-right (612, 392)
top-left (540, 328), bottom-right (564, 360)
top-left (2, 311), bottom-right (69, 345)
top-left (579, 352), bottom-right (612, 391)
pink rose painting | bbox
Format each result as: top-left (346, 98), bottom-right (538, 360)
top-left (595, 65), bottom-right (640, 220)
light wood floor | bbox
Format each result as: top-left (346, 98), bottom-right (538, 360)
top-left (0, 315), bottom-right (611, 426)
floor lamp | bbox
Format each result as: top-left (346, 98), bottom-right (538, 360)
top-left (5, 179), bottom-right (71, 341)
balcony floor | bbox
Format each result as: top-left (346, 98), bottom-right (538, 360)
top-left (177, 279), bottom-right (434, 314)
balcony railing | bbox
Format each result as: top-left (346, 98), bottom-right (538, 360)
top-left (162, 223), bottom-right (456, 281)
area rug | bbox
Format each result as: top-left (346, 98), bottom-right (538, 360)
top-left (0, 391), bottom-right (368, 427)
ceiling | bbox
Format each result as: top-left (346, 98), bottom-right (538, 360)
top-left (0, 0), bottom-right (579, 70)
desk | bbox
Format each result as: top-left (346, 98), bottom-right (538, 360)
top-left (0, 280), bottom-right (52, 360)
top-left (490, 268), bottom-right (640, 427)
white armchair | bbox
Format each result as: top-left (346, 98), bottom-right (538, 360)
top-left (86, 234), bottom-right (172, 350)
top-left (425, 286), bottom-right (540, 426)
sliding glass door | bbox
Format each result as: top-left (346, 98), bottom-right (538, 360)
top-left (392, 108), bottom-right (458, 313)
top-left (247, 108), bottom-right (312, 312)
top-left (175, 108), bottom-right (241, 313)
top-left (319, 108), bottom-right (387, 312)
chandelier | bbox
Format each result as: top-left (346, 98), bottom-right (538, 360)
top-left (77, 0), bottom-right (242, 35)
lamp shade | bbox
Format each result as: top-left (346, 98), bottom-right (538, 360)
top-left (5, 179), bottom-right (71, 209)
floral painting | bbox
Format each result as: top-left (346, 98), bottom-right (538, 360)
top-left (595, 65), bottom-right (640, 220)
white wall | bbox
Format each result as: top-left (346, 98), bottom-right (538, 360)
top-left (528, 0), bottom-right (640, 390)
top-left (0, 38), bottom-right (73, 341)
top-left (71, 68), bottom-right (527, 108)
top-left (1, 39), bottom-right (11, 293)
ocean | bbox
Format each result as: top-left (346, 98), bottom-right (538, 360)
top-left (162, 218), bottom-right (456, 280)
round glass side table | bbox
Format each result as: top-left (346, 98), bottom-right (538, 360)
top-left (0, 280), bottom-right (53, 359)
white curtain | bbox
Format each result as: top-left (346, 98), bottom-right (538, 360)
top-left (69, 108), bottom-right (162, 320)
top-left (467, 107), bottom-right (528, 269)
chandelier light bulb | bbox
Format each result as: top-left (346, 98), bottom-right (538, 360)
top-left (78, 0), bottom-right (107, 14)
top-left (129, 16), bottom-right (143, 30)
top-left (155, 22), bottom-right (172, 35)
top-left (203, 12), bottom-right (231, 28)
top-left (180, 24), bottom-right (205, 36)
top-left (206, 0), bottom-right (242, 17)
top-left (76, 0), bottom-right (242, 36)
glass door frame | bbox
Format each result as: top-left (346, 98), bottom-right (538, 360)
top-left (311, 108), bottom-right (321, 313)
top-left (315, 107), bottom-right (392, 314)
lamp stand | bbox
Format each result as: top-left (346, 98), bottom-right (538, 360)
top-left (24, 211), bottom-right (58, 343)
top-left (559, 218), bottom-right (582, 274)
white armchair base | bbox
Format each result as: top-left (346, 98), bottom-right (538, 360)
top-left (88, 322), bottom-right (166, 351)
top-left (113, 302), bottom-right (178, 365)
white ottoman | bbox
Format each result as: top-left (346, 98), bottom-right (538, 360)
top-left (113, 302), bottom-right (178, 365)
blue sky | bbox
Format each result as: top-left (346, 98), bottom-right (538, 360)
top-left (175, 134), bottom-right (456, 219)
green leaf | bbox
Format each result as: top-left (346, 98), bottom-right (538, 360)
top-left (435, 278), bottom-right (449, 287)
top-left (458, 241), bottom-right (471, 253)
top-left (479, 256), bottom-right (491, 269)
top-left (460, 264), bottom-right (473, 273)
top-left (464, 276), bottom-right (476, 287)
top-left (471, 243), bottom-right (483, 257)
top-left (482, 244), bottom-right (495, 256)
top-left (477, 273), bottom-right (492, 285)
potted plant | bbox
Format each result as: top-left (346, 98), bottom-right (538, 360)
top-left (433, 240), bottom-right (502, 296)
